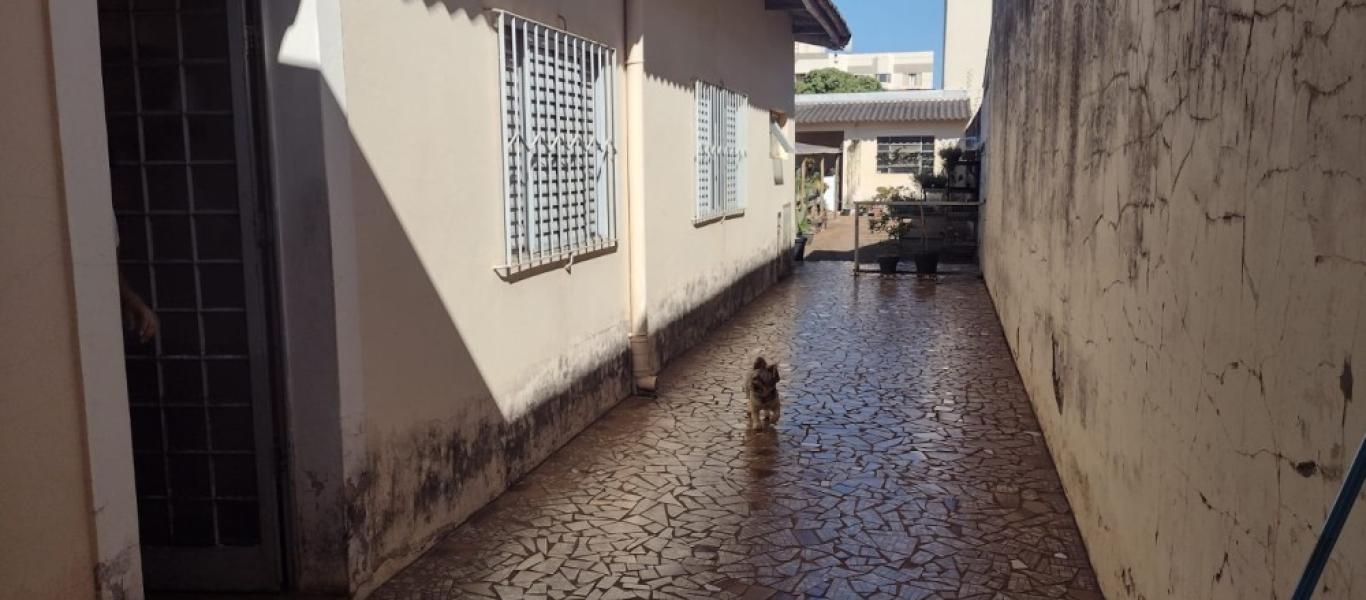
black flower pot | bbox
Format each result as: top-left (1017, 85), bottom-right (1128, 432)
top-left (793, 236), bottom-right (807, 261)
top-left (876, 255), bottom-right (900, 274)
top-left (913, 251), bottom-right (939, 275)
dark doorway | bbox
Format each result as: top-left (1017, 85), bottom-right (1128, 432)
top-left (99, 0), bottom-right (282, 591)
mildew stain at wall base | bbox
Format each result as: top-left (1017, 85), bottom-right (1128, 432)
top-left (345, 349), bottom-right (632, 595)
top-left (342, 251), bottom-right (792, 596)
top-left (94, 544), bottom-right (137, 600)
top-left (652, 254), bottom-right (791, 369)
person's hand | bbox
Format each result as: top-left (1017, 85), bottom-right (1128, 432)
top-left (118, 269), bottom-right (158, 343)
top-left (124, 297), bottom-right (159, 343)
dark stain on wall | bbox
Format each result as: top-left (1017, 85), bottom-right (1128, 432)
top-left (1294, 460), bottom-right (1319, 478)
top-left (1342, 357), bottom-right (1354, 403)
top-left (651, 254), bottom-right (791, 369)
top-left (344, 349), bottom-right (632, 589)
top-left (341, 250), bottom-right (792, 591)
top-left (1052, 333), bottom-right (1066, 414)
top-left (94, 546), bottom-right (135, 600)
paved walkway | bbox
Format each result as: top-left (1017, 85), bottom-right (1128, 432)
top-left (803, 213), bottom-right (858, 261)
top-left (373, 263), bottom-right (1102, 600)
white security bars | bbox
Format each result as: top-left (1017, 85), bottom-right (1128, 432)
top-left (695, 81), bottom-right (747, 222)
top-left (497, 12), bottom-right (618, 272)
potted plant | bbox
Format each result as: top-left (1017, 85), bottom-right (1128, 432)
top-left (882, 193), bottom-right (942, 277)
top-left (793, 216), bottom-right (810, 261)
top-left (915, 172), bottom-right (949, 203)
top-left (871, 211), bottom-right (916, 274)
top-left (939, 146), bottom-right (964, 176)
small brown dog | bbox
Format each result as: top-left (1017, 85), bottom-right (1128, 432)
top-left (746, 357), bottom-right (781, 431)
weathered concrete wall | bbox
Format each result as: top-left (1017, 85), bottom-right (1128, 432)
top-left (982, 1), bottom-right (1366, 599)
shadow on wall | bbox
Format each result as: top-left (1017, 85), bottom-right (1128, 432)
top-left (261, 0), bottom-right (631, 594)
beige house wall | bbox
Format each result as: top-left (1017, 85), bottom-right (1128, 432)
top-left (330, 0), bottom-right (802, 594)
top-left (636, 0), bottom-right (798, 365)
top-left (333, 1), bottom-right (632, 594)
top-left (982, 2), bottom-right (1366, 599)
top-left (1, 0), bottom-right (105, 598)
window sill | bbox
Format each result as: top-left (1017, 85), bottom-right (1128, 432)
top-left (493, 242), bottom-right (618, 283)
top-left (692, 209), bottom-right (745, 228)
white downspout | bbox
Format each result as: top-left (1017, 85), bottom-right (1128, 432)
top-left (624, 0), bottom-right (655, 392)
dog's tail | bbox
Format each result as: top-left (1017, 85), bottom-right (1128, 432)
top-left (753, 357), bottom-right (767, 369)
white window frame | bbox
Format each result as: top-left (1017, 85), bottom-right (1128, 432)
top-left (496, 12), bottom-right (618, 275)
top-left (694, 81), bottom-right (747, 223)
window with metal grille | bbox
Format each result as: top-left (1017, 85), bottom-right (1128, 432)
top-left (695, 81), bottom-right (747, 222)
top-left (497, 12), bottom-right (617, 273)
top-left (877, 136), bottom-right (936, 174)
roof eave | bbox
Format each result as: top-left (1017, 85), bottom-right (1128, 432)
top-left (766, 0), bottom-right (852, 50)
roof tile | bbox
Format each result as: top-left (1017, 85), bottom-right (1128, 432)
top-left (796, 90), bottom-right (973, 124)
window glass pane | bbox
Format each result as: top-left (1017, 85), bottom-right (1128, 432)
top-left (194, 215), bottom-right (242, 259)
top-left (165, 407), bottom-right (207, 450)
top-left (158, 312), bottom-right (200, 356)
top-left (146, 165), bottom-right (189, 210)
top-left (154, 264), bottom-right (197, 309)
top-left (143, 116), bottom-right (186, 160)
top-left (171, 499), bottom-right (215, 545)
top-left (138, 499), bottom-right (172, 546)
top-left (216, 501), bottom-right (261, 546)
top-left (107, 116), bottom-right (141, 162)
top-left (133, 452), bottom-right (166, 496)
top-left (111, 166), bottom-right (144, 212)
top-left (185, 65), bottom-right (232, 111)
top-left (181, 13), bottom-right (228, 59)
top-left (104, 67), bottom-right (137, 111)
top-left (161, 358), bottom-right (204, 402)
top-left (100, 13), bottom-right (133, 61)
top-left (131, 407), bottom-right (164, 451)
top-left (202, 312), bottom-right (248, 355)
top-left (134, 13), bottom-right (178, 60)
top-left (168, 454), bottom-right (211, 497)
top-left (192, 164), bottom-right (239, 210)
top-left (188, 116), bottom-right (236, 161)
top-left (213, 455), bottom-right (257, 497)
top-left (139, 65), bottom-right (182, 111)
top-left (150, 215), bottom-right (193, 259)
top-left (209, 407), bottom-right (254, 451)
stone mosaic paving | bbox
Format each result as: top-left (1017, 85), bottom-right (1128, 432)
top-left (372, 263), bottom-right (1103, 600)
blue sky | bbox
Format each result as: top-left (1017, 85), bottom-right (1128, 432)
top-left (832, 0), bottom-right (945, 87)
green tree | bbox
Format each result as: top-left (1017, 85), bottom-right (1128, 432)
top-left (796, 68), bottom-right (883, 94)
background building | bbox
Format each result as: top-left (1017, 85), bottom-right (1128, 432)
top-left (942, 0), bottom-right (992, 107)
top-left (796, 90), bottom-right (973, 206)
top-left (795, 41), bottom-right (934, 90)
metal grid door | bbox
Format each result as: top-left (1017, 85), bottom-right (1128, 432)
top-left (99, 0), bottom-right (281, 590)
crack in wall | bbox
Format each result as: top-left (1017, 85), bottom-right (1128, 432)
top-left (982, 0), bottom-right (1366, 598)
